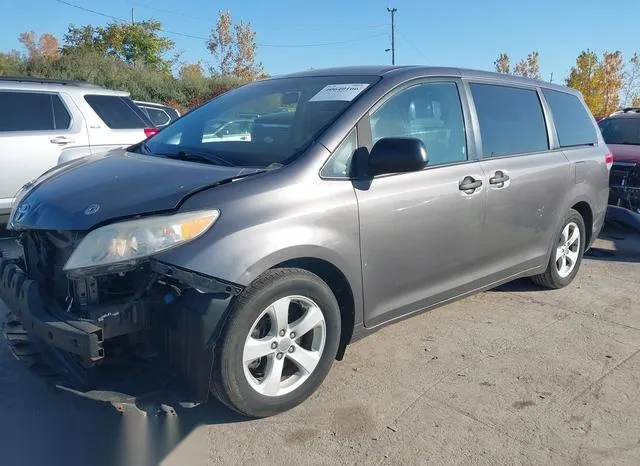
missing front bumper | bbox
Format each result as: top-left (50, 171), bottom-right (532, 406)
top-left (0, 255), bottom-right (104, 361)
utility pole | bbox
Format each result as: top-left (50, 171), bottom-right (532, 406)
top-left (549, 72), bottom-right (554, 83)
top-left (131, 7), bottom-right (135, 25)
top-left (387, 7), bottom-right (397, 65)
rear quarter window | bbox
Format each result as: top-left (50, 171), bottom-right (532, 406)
top-left (470, 83), bottom-right (548, 158)
top-left (542, 89), bottom-right (597, 147)
top-left (85, 95), bottom-right (152, 129)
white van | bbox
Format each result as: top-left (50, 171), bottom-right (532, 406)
top-left (0, 77), bottom-right (157, 222)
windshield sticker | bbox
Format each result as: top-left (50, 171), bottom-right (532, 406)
top-left (309, 83), bottom-right (370, 102)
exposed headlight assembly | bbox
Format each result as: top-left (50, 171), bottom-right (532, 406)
top-left (64, 209), bottom-right (220, 272)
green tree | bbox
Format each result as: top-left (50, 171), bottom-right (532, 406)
top-left (62, 21), bottom-right (174, 72)
top-left (207, 10), bottom-right (263, 80)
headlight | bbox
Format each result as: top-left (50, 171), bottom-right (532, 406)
top-left (63, 209), bottom-right (220, 272)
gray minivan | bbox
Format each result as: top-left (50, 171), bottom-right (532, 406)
top-left (0, 66), bottom-right (609, 417)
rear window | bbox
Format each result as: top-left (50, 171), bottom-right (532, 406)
top-left (470, 83), bottom-right (548, 158)
top-left (0, 92), bottom-right (71, 132)
top-left (85, 95), bottom-right (151, 129)
top-left (542, 89), bottom-right (597, 147)
top-left (140, 106), bottom-right (171, 126)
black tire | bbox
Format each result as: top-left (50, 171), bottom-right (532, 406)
top-left (210, 268), bottom-right (341, 418)
top-left (531, 208), bottom-right (586, 289)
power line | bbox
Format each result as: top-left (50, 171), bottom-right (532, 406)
top-left (127, 0), bottom-right (388, 32)
top-left (399, 32), bottom-right (427, 62)
top-left (54, 0), bottom-right (387, 47)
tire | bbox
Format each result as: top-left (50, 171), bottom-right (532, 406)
top-left (531, 208), bottom-right (586, 289)
top-left (210, 268), bottom-right (341, 418)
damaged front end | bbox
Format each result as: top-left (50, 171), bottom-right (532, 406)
top-left (607, 161), bottom-right (640, 231)
top-left (0, 228), bottom-right (241, 403)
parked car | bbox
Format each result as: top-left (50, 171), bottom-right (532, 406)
top-left (597, 108), bottom-right (640, 230)
top-left (0, 77), bottom-right (157, 223)
top-left (134, 100), bottom-right (181, 128)
top-left (0, 66), bottom-right (609, 418)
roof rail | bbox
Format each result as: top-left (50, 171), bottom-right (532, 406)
top-left (622, 107), bottom-right (640, 113)
top-left (0, 76), bottom-right (103, 88)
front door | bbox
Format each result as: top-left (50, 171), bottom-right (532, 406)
top-left (356, 79), bottom-right (486, 328)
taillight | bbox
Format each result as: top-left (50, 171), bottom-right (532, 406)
top-left (605, 153), bottom-right (614, 170)
top-left (144, 127), bottom-right (159, 138)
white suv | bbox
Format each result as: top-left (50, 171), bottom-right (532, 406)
top-left (0, 77), bottom-right (157, 222)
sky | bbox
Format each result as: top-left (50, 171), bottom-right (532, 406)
top-left (1, 0), bottom-right (639, 82)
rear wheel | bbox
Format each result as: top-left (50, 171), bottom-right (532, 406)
top-left (210, 268), bottom-right (341, 418)
top-left (531, 208), bottom-right (585, 289)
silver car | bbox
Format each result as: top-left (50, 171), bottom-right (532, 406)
top-left (0, 66), bottom-right (609, 418)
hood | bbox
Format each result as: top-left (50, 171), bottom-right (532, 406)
top-left (608, 144), bottom-right (640, 163)
top-left (10, 149), bottom-right (262, 231)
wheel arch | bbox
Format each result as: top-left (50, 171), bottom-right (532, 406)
top-left (271, 257), bottom-right (356, 361)
top-left (571, 200), bottom-right (594, 247)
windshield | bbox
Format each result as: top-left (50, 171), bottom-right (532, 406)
top-left (598, 117), bottom-right (640, 145)
top-left (140, 76), bottom-right (379, 167)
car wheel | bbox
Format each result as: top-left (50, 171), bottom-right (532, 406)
top-left (210, 268), bottom-right (341, 418)
top-left (531, 208), bottom-right (586, 289)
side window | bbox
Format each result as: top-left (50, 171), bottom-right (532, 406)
top-left (470, 83), bottom-right (548, 158)
top-left (142, 106), bottom-right (171, 127)
top-left (320, 128), bottom-right (357, 178)
top-left (84, 95), bottom-right (151, 129)
top-left (51, 95), bottom-right (71, 129)
top-left (542, 89), bottom-right (597, 147)
top-left (0, 92), bottom-right (54, 132)
top-left (369, 81), bottom-right (467, 166)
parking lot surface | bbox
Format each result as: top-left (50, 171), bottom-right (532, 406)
top-left (1, 225), bottom-right (639, 466)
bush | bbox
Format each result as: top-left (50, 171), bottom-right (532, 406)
top-left (0, 50), bottom-right (246, 111)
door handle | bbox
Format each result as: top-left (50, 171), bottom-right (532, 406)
top-left (489, 170), bottom-right (510, 186)
top-left (50, 136), bottom-right (75, 145)
top-left (459, 176), bottom-right (482, 194)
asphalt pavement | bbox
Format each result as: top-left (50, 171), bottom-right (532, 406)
top-left (1, 225), bottom-right (639, 466)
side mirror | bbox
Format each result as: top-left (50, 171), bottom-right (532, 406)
top-left (369, 137), bottom-right (428, 176)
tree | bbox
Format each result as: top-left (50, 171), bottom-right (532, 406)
top-left (622, 53), bottom-right (640, 107)
top-left (566, 50), bottom-right (604, 116)
top-left (513, 51), bottom-right (540, 79)
top-left (18, 31), bottom-right (60, 58)
top-left (494, 53), bottom-right (510, 73)
top-left (207, 10), bottom-right (263, 80)
top-left (179, 62), bottom-right (205, 80)
top-left (600, 51), bottom-right (624, 116)
top-left (566, 50), bottom-right (623, 117)
top-left (62, 21), bottom-right (174, 72)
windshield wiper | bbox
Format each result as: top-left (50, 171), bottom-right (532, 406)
top-left (161, 150), bottom-right (235, 167)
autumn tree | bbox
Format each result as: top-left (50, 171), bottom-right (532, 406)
top-left (600, 51), bottom-right (623, 116)
top-left (18, 31), bottom-right (60, 58)
top-left (566, 49), bottom-right (623, 117)
top-left (62, 21), bottom-right (174, 72)
top-left (513, 51), bottom-right (540, 79)
top-left (179, 62), bottom-right (205, 80)
top-left (622, 53), bottom-right (640, 107)
top-left (493, 51), bottom-right (539, 79)
top-left (207, 10), bottom-right (263, 80)
top-left (494, 53), bottom-right (510, 73)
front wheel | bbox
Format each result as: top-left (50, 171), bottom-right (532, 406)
top-left (210, 268), bottom-right (341, 418)
top-left (531, 208), bottom-right (586, 289)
